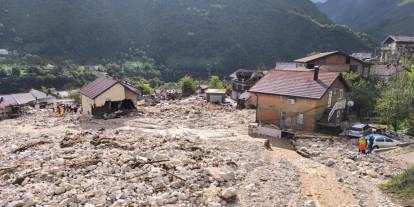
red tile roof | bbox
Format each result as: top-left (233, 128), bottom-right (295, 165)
top-left (248, 70), bottom-right (343, 99)
top-left (80, 78), bottom-right (141, 99)
top-left (80, 78), bottom-right (119, 99)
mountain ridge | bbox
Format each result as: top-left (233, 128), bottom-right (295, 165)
top-left (316, 0), bottom-right (414, 40)
top-left (0, 0), bottom-right (374, 79)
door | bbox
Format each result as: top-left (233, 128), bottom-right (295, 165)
top-left (297, 113), bottom-right (304, 130)
top-left (280, 112), bottom-right (287, 129)
top-left (328, 90), bottom-right (333, 108)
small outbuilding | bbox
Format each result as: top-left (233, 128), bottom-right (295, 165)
top-left (205, 89), bottom-right (226, 104)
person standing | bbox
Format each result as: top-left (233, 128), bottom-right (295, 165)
top-left (367, 134), bottom-right (375, 153)
top-left (358, 136), bottom-right (367, 154)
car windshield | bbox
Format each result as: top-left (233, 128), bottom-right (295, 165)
top-left (351, 127), bottom-right (363, 131)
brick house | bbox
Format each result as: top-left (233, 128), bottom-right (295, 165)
top-left (248, 68), bottom-right (350, 132)
top-left (294, 51), bottom-right (370, 78)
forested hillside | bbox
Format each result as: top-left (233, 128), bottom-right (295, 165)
top-left (0, 0), bottom-right (374, 80)
top-left (316, 0), bottom-right (414, 40)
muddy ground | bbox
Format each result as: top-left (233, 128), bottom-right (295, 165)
top-left (0, 97), bottom-right (412, 207)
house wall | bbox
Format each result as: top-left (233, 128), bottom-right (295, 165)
top-left (311, 54), bottom-right (364, 77)
top-left (207, 93), bottom-right (225, 103)
top-left (125, 89), bottom-right (139, 105)
top-left (253, 78), bottom-right (348, 131)
top-left (81, 95), bottom-right (94, 115)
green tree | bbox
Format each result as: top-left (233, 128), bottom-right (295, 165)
top-left (342, 72), bottom-right (381, 117)
top-left (69, 90), bottom-right (81, 104)
top-left (11, 67), bottom-right (21, 77)
top-left (208, 75), bottom-right (224, 89)
top-left (0, 67), bottom-right (7, 78)
top-left (376, 72), bottom-right (414, 131)
top-left (136, 82), bottom-right (153, 95)
top-left (179, 75), bottom-right (197, 96)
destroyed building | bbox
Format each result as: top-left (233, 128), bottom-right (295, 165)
top-left (80, 77), bottom-right (142, 116)
top-left (229, 69), bottom-right (266, 101)
top-left (249, 68), bottom-right (350, 132)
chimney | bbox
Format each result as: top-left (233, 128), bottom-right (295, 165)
top-left (314, 66), bottom-right (320, 81)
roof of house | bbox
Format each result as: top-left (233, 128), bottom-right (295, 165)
top-left (11, 93), bottom-right (36, 105)
top-left (206, 89), bottom-right (226, 94)
top-left (121, 82), bottom-right (141, 95)
top-left (80, 77), bottom-right (141, 99)
top-left (0, 95), bottom-right (18, 109)
top-left (351, 53), bottom-right (372, 61)
top-left (383, 35), bottom-right (414, 44)
top-left (29, 89), bottom-right (54, 100)
top-left (80, 78), bottom-right (119, 99)
top-left (294, 51), bottom-right (365, 64)
top-left (275, 62), bottom-right (297, 70)
top-left (249, 70), bottom-right (347, 99)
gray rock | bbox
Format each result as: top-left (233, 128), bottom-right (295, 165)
top-left (326, 159), bottom-right (335, 167)
top-left (219, 171), bottom-right (235, 181)
top-left (53, 186), bottom-right (67, 195)
top-left (304, 200), bottom-right (316, 207)
top-left (221, 187), bottom-right (237, 200)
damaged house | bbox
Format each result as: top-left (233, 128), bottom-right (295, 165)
top-left (0, 95), bottom-right (20, 119)
top-left (229, 69), bottom-right (266, 101)
top-left (249, 68), bottom-right (350, 132)
top-left (80, 77), bottom-right (142, 116)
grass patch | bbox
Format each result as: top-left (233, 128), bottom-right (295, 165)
top-left (380, 166), bottom-right (414, 206)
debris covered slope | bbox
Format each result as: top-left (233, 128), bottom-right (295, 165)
top-left (0, 98), bottom-right (303, 206)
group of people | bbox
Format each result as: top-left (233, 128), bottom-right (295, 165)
top-left (358, 134), bottom-right (375, 154)
top-left (53, 104), bottom-right (81, 116)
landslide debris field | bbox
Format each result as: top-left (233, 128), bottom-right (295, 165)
top-left (0, 98), bottom-right (412, 207)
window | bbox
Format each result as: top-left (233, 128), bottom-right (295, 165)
top-left (288, 98), bottom-right (296, 105)
top-left (339, 89), bottom-right (344, 99)
top-left (376, 137), bottom-right (385, 142)
top-left (362, 67), bottom-right (369, 78)
top-left (386, 138), bottom-right (394, 142)
top-left (350, 65), bottom-right (358, 73)
top-left (328, 90), bottom-right (333, 107)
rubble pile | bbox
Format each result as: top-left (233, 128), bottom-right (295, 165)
top-left (294, 138), bottom-right (406, 206)
top-left (0, 98), bottom-right (302, 206)
top-left (141, 98), bottom-right (254, 129)
top-left (295, 139), bottom-right (404, 178)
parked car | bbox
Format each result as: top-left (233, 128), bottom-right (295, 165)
top-left (368, 134), bottom-right (400, 149)
top-left (347, 123), bottom-right (372, 138)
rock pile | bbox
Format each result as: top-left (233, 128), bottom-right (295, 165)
top-left (1, 98), bottom-right (297, 206)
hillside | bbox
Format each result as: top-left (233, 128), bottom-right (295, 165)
top-left (0, 0), bottom-right (374, 79)
top-left (316, 0), bottom-right (414, 40)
